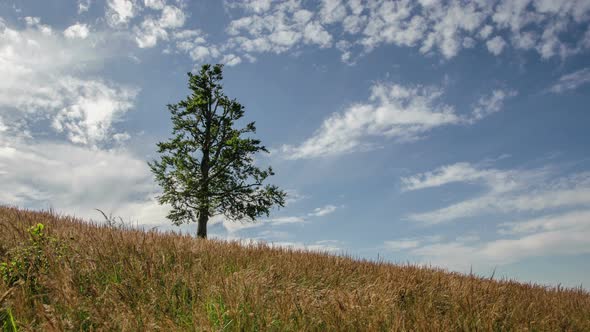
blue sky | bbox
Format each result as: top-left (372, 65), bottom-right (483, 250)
top-left (1, 0), bottom-right (590, 288)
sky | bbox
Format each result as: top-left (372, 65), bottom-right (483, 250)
top-left (1, 0), bottom-right (590, 288)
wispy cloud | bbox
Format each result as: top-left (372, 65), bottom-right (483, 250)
top-left (383, 239), bottom-right (421, 251)
top-left (280, 82), bottom-right (460, 159)
top-left (549, 68), bottom-right (590, 94)
top-left (469, 89), bottom-right (517, 123)
top-left (215, 203), bottom-right (338, 233)
top-left (308, 205), bottom-right (338, 217)
top-left (386, 208), bottom-right (590, 270)
top-left (280, 84), bottom-right (516, 160)
top-left (402, 162), bottom-right (590, 224)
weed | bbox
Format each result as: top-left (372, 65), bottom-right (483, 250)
top-left (206, 296), bottom-right (233, 330)
top-left (0, 307), bottom-right (17, 332)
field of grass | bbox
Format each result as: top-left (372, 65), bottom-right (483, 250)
top-left (1, 206), bottom-right (589, 331)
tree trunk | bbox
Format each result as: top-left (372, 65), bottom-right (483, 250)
top-left (197, 209), bottom-right (208, 238)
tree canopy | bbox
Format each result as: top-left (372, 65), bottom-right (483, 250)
top-left (149, 64), bottom-right (286, 238)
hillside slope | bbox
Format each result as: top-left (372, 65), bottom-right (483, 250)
top-left (1, 206), bottom-right (589, 331)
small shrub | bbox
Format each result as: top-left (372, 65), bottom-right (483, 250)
top-left (0, 223), bottom-right (64, 294)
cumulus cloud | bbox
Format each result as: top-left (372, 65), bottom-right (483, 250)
top-left (134, 16), bottom-right (168, 48)
top-left (0, 21), bottom-right (137, 146)
top-left (159, 5), bottom-right (185, 29)
top-left (50, 78), bottom-right (138, 145)
top-left (222, 0), bottom-right (590, 62)
top-left (225, 0), bottom-right (333, 55)
top-left (106, 0), bottom-right (138, 26)
top-left (22, 16), bottom-right (52, 35)
top-left (486, 35), bottom-right (506, 55)
top-left (402, 162), bottom-right (590, 224)
top-left (133, 4), bottom-right (187, 48)
top-left (221, 53), bottom-right (242, 66)
top-left (144, 0), bottom-right (166, 10)
top-left (549, 68), bottom-right (590, 93)
top-left (64, 23), bottom-right (90, 39)
top-left (0, 138), bottom-right (166, 225)
top-left (103, 0), bottom-right (188, 49)
top-left (0, 20), bottom-right (162, 227)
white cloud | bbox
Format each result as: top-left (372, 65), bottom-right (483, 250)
top-left (401, 162), bottom-right (526, 192)
top-left (165, 29), bottom-right (222, 62)
top-left (106, 0), bottom-right (138, 26)
top-left (308, 204), bottom-right (337, 217)
top-left (134, 17), bottom-right (168, 48)
top-left (0, 139), bottom-right (165, 225)
top-left (478, 25), bottom-right (493, 39)
top-left (302, 21), bottom-right (333, 47)
top-left (270, 240), bottom-right (343, 253)
top-left (213, 203), bottom-right (339, 233)
top-left (400, 209), bottom-right (590, 271)
top-left (319, 0), bottom-right (347, 25)
top-left (486, 35), bottom-right (507, 55)
top-left (269, 216), bottom-right (306, 225)
top-left (384, 239), bottom-right (420, 251)
top-left (212, 215), bottom-right (305, 233)
top-left (499, 210), bottom-right (590, 235)
top-left (419, 2), bottom-right (486, 58)
top-left (78, 0), bottom-right (92, 14)
top-left (225, 0), bottom-right (333, 55)
top-left (221, 53), bottom-right (242, 66)
top-left (222, 0), bottom-right (590, 63)
top-left (469, 89), bottom-right (517, 122)
top-left (113, 132), bottom-right (131, 143)
top-left (512, 30), bottom-right (538, 50)
top-left (50, 78), bottom-right (138, 145)
top-left (0, 116), bottom-right (7, 133)
top-left (229, 0), bottom-right (273, 14)
top-left (64, 23), bottom-right (90, 39)
top-left (144, 0), bottom-right (165, 10)
top-left (281, 82), bottom-right (513, 159)
top-left (403, 162), bottom-right (590, 224)
top-left (23, 16), bottom-right (40, 27)
top-left (549, 68), bottom-right (590, 93)
top-left (189, 45), bottom-right (220, 62)
top-left (23, 16), bottom-right (52, 35)
top-left (133, 5), bottom-right (187, 48)
top-left (159, 5), bottom-right (185, 29)
top-left (0, 21), bottom-right (137, 146)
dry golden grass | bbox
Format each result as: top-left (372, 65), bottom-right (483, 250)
top-left (0, 206), bottom-right (589, 331)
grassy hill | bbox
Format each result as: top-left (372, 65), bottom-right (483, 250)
top-left (1, 206), bottom-right (589, 331)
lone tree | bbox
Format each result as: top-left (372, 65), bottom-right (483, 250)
top-left (149, 64), bottom-right (286, 238)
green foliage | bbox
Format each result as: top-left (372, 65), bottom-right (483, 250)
top-left (149, 64), bottom-right (286, 237)
top-left (0, 224), bottom-right (63, 293)
top-left (0, 307), bottom-right (17, 332)
top-left (206, 296), bottom-right (233, 330)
